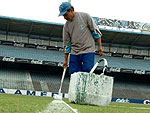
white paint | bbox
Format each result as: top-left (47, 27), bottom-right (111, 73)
top-left (40, 99), bottom-right (78, 113)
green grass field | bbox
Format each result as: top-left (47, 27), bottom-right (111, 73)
top-left (0, 94), bottom-right (150, 113)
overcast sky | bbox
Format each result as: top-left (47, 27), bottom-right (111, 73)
top-left (0, 0), bottom-right (149, 24)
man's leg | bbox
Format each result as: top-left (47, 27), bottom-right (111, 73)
top-left (69, 54), bottom-right (82, 75)
top-left (82, 53), bottom-right (95, 72)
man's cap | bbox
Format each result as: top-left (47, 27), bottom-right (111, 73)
top-left (58, 2), bottom-right (72, 16)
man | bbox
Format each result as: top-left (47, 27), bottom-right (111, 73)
top-left (59, 2), bottom-right (103, 75)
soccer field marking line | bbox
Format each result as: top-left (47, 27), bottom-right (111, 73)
top-left (111, 105), bottom-right (150, 110)
top-left (130, 106), bottom-right (150, 110)
top-left (39, 99), bottom-right (78, 113)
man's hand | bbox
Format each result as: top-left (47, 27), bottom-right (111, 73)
top-left (63, 60), bottom-right (68, 69)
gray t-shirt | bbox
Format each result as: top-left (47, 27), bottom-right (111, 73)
top-left (63, 12), bottom-right (98, 55)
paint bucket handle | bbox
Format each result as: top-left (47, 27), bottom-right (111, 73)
top-left (90, 58), bottom-right (108, 74)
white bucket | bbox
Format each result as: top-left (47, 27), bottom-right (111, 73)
top-left (68, 72), bottom-right (114, 106)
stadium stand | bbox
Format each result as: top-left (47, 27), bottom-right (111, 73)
top-left (0, 44), bottom-right (150, 70)
top-left (0, 68), bottom-right (29, 90)
top-left (113, 80), bottom-right (150, 100)
top-left (0, 15), bottom-right (150, 102)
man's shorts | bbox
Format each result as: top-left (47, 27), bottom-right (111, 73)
top-left (69, 53), bottom-right (95, 75)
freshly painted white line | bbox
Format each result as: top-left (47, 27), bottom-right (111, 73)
top-left (40, 99), bottom-right (78, 113)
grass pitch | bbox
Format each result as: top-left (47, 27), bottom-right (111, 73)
top-left (0, 94), bottom-right (150, 113)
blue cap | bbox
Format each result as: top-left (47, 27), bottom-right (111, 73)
top-left (59, 2), bottom-right (72, 16)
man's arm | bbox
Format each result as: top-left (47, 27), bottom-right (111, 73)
top-left (63, 53), bottom-right (69, 69)
top-left (96, 29), bottom-right (103, 56)
top-left (91, 29), bottom-right (103, 56)
top-left (63, 24), bottom-right (71, 69)
top-left (96, 37), bottom-right (103, 56)
top-left (63, 44), bottom-right (71, 69)
top-left (86, 13), bottom-right (103, 56)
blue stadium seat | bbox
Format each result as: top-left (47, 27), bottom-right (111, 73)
top-left (0, 45), bottom-right (150, 71)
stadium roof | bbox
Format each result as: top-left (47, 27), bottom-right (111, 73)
top-left (0, 16), bottom-right (63, 41)
top-left (0, 16), bottom-right (150, 47)
top-left (100, 29), bottom-right (150, 47)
